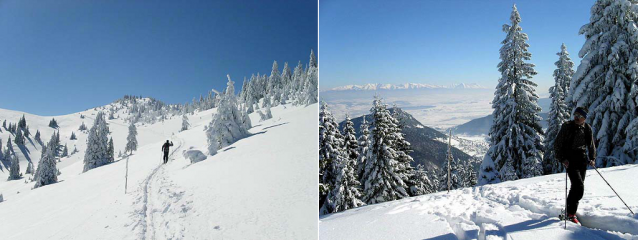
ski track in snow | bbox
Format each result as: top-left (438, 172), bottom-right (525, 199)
top-left (134, 137), bottom-right (184, 240)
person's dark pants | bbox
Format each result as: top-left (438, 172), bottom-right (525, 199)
top-left (566, 165), bottom-right (587, 215)
top-left (163, 151), bottom-right (169, 164)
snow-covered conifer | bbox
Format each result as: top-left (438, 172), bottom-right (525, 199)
top-left (25, 161), bottom-right (34, 175)
top-left (302, 50), bottom-right (318, 105)
top-left (49, 118), bottom-right (58, 128)
top-left (567, 0), bottom-right (638, 166)
top-left (360, 96), bottom-right (410, 204)
top-left (34, 130), bottom-right (41, 143)
top-left (482, 5), bottom-right (544, 182)
top-left (319, 102), bottom-right (346, 209)
top-left (14, 127), bottom-right (25, 145)
top-left (70, 132), bottom-right (77, 140)
top-left (125, 121), bottom-right (138, 154)
top-left (356, 116), bottom-right (371, 181)
top-left (108, 137), bottom-right (114, 163)
top-left (320, 153), bottom-right (364, 215)
top-left (342, 115), bottom-right (359, 163)
top-left (83, 112), bottom-right (110, 172)
top-left (61, 143), bottom-right (68, 157)
top-left (478, 147), bottom-right (500, 185)
top-left (79, 122), bottom-right (87, 131)
top-left (34, 138), bottom-right (58, 188)
top-left (181, 115), bottom-right (190, 131)
top-left (544, 43), bottom-right (573, 174)
top-left (206, 75), bottom-right (251, 155)
top-left (412, 164), bottom-right (435, 195)
top-left (8, 155), bottom-right (21, 180)
top-left (5, 137), bottom-right (13, 157)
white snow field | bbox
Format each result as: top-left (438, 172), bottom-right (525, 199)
top-left (0, 101), bottom-right (318, 239)
top-left (320, 164), bottom-right (638, 240)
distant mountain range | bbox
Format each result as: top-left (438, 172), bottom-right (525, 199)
top-left (339, 108), bottom-right (477, 171)
top-left (327, 83), bottom-right (488, 91)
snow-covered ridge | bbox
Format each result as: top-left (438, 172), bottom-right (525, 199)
top-left (327, 83), bottom-right (487, 91)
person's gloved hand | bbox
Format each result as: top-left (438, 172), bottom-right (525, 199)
top-left (589, 160), bottom-right (595, 167)
top-left (563, 161), bottom-right (569, 168)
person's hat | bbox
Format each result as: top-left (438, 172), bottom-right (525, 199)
top-left (574, 107), bottom-right (588, 119)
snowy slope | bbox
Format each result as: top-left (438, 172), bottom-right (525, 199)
top-left (0, 102), bottom-right (318, 239)
top-left (320, 164), bottom-right (638, 240)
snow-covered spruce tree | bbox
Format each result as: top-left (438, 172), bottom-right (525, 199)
top-left (245, 75), bottom-right (256, 114)
top-left (544, 43), bottom-right (574, 174)
top-left (302, 50), bottom-right (318, 105)
top-left (482, 5), bottom-right (544, 183)
top-left (61, 143), bottom-right (68, 157)
top-left (70, 132), bottom-right (77, 140)
top-left (356, 116), bottom-right (371, 181)
top-left (259, 94), bottom-right (273, 122)
top-left (361, 96), bottom-right (410, 204)
top-left (34, 138), bottom-right (58, 188)
top-left (8, 154), bottom-right (21, 180)
top-left (2, 119), bottom-right (5, 129)
top-left (83, 112), bottom-right (110, 172)
top-left (24, 126), bottom-right (30, 137)
top-left (25, 161), bottom-right (34, 175)
top-left (342, 115), bottom-right (359, 164)
top-left (5, 137), bottom-right (13, 158)
top-left (280, 62), bottom-right (292, 104)
top-left (268, 61), bottom-right (281, 102)
top-left (49, 118), bottom-right (58, 128)
top-left (125, 121), bottom-right (137, 155)
top-left (14, 127), bottom-right (25, 145)
top-left (318, 102), bottom-right (346, 209)
top-left (292, 61), bottom-right (305, 105)
top-left (320, 150), bottom-right (364, 215)
top-left (0, 139), bottom-right (3, 160)
top-left (18, 115), bottom-right (26, 129)
top-left (206, 75), bottom-right (251, 155)
top-left (567, 0), bottom-right (638, 166)
top-left (108, 137), bottom-right (114, 163)
top-left (79, 122), bottom-right (87, 131)
top-left (389, 107), bottom-right (420, 196)
top-left (439, 157), bottom-right (463, 191)
top-left (412, 164), bottom-right (435, 195)
top-left (181, 114), bottom-right (190, 131)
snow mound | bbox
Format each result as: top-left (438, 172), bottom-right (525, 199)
top-left (182, 148), bottom-right (207, 163)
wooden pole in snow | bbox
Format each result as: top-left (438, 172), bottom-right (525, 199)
top-left (447, 129), bottom-right (452, 193)
top-left (125, 155), bottom-right (129, 194)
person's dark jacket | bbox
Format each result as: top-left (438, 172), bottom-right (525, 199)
top-left (554, 120), bottom-right (596, 167)
top-left (161, 142), bottom-right (173, 153)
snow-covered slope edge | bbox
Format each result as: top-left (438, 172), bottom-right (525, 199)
top-left (0, 103), bottom-right (318, 239)
top-left (320, 164), bottom-right (638, 240)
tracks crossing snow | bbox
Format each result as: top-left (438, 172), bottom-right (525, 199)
top-left (133, 137), bottom-right (184, 240)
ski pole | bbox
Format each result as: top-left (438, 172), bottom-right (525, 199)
top-left (565, 170), bottom-right (567, 229)
top-left (592, 165), bottom-right (635, 215)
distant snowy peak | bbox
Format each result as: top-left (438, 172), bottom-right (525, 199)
top-left (328, 83), bottom-right (487, 91)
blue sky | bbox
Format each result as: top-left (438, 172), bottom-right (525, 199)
top-left (0, 0), bottom-right (317, 116)
top-left (319, 0), bottom-right (595, 93)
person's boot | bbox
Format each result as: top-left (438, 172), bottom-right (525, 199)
top-left (567, 214), bottom-right (581, 225)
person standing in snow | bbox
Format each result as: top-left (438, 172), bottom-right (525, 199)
top-left (554, 107), bottom-right (596, 225)
top-left (161, 140), bottom-right (173, 164)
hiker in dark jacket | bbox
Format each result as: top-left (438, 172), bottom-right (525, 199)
top-left (554, 107), bottom-right (596, 225)
top-left (161, 140), bottom-right (173, 164)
